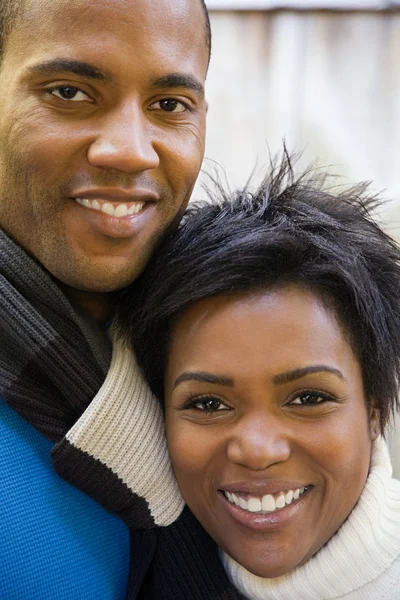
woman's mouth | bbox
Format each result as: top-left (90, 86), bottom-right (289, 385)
top-left (222, 485), bottom-right (311, 515)
top-left (218, 484), bottom-right (313, 531)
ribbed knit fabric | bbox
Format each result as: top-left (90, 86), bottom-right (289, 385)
top-left (53, 331), bottom-right (184, 528)
top-left (127, 507), bottom-right (245, 600)
top-left (221, 437), bottom-right (400, 599)
top-left (1, 229), bottom-right (184, 530)
top-left (0, 228), bottom-right (111, 441)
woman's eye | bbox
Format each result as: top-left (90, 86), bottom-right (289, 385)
top-left (50, 86), bottom-right (91, 102)
top-left (197, 397), bottom-right (227, 411)
top-left (184, 396), bottom-right (230, 412)
top-left (290, 392), bottom-right (332, 406)
top-left (151, 99), bottom-right (187, 113)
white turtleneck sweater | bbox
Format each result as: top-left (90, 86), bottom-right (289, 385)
top-left (221, 437), bottom-right (400, 599)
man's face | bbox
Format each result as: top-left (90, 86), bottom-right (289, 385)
top-left (0, 0), bottom-right (208, 291)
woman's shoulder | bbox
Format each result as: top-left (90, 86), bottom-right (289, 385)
top-left (342, 552), bottom-right (400, 599)
top-left (389, 475), bottom-right (400, 492)
top-left (386, 475), bottom-right (400, 517)
top-left (356, 475), bottom-right (400, 599)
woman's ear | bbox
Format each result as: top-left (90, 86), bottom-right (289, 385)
top-left (369, 402), bottom-right (381, 441)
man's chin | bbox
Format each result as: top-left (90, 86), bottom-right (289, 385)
top-left (50, 264), bottom-right (144, 294)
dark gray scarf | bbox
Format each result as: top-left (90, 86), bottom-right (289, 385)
top-left (0, 228), bottom-right (111, 441)
top-left (0, 228), bottom-right (164, 528)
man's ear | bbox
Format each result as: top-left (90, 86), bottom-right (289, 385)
top-left (369, 402), bottom-right (381, 441)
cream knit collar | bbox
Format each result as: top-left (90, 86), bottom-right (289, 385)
top-left (221, 437), bottom-right (400, 599)
top-left (56, 328), bottom-right (184, 529)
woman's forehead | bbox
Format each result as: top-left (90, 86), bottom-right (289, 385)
top-left (166, 285), bottom-right (361, 384)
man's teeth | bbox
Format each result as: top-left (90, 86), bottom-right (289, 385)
top-left (75, 198), bottom-right (145, 218)
top-left (224, 486), bottom-right (308, 514)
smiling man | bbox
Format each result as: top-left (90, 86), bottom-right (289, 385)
top-left (0, 0), bottom-right (209, 310)
top-left (0, 0), bottom-right (210, 598)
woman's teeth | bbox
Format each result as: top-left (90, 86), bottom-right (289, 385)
top-left (75, 198), bottom-right (145, 218)
top-left (224, 486), bottom-right (309, 514)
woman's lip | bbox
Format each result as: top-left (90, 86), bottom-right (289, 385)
top-left (218, 488), bottom-right (311, 532)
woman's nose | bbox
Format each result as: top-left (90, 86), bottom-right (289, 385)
top-left (226, 413), bottom-right (291, 471)
top-left (87, 104), bottom-right (160, 173)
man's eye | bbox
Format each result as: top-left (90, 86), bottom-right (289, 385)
top-left (151, 99), bottom-right (187, 113)
top-left (290, 392), bottom-right (333, 406)
top-left (50, 86), bottom-right (91, 102)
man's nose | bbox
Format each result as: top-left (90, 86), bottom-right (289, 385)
top-left (87, 104), bottom-right (160, 173)
top-left (226, 412), bottom-right (291, 471)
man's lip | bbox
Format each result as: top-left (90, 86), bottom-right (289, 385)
top-left (70, 187), bottom-right (159, 202)
top-left (220, 480), bottom-right (312, 496)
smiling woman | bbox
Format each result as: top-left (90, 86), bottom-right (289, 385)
top-left (117, 156), bottom-right (400, 598)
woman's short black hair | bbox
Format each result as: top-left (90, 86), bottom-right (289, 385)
top-left (117, 157), bottom-right (400, 431)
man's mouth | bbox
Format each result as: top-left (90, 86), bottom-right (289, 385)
top-left (75, 197), bottom-right (146, 218)
top-left (221, 485), bottom-right (312, 515)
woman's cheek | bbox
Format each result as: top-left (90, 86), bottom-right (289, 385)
top-left (166, 419), bottom-right (216, 498)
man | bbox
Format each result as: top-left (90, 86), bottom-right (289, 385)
top-left (0, 0), bottom-right (211, 597)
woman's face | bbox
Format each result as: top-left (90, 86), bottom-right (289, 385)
top-left (164, 285), bottom-right (380, 578)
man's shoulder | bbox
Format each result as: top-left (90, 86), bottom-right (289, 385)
top-left (0, 399), bottom-right (130, 600)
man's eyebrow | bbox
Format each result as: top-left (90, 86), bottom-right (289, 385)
top-left (274, 365), bottom-right (346, 385)
top-left (152, 73), bottom-right (204, 95)
top-left (27, 59), bottom-right (113, 83)
top-left (173, 371), bottom-right (234, 389)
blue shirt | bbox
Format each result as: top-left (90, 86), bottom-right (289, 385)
top-left (0, 400), bottom-right (130, 600)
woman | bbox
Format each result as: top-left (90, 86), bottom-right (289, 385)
top-left (117, 159), bottom-right (400, 599)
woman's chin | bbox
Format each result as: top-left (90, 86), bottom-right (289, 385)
top-left (226, 549), bottom-right (303, 580)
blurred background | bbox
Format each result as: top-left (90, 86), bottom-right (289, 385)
top-left (200, 0), bottom-right (400, 476)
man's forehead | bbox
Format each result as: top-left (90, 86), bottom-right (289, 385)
top-left (17, 0), bottom-right (208, 58)
top-left (2, 0), bottom-right (209, 54)
top-left (4, 0), bottom-right (210, 78)
top-left (20, 0), bottom-right (206, 33)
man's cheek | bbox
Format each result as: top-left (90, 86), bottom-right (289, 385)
top-left (4, 103), bottom-right (44, 149)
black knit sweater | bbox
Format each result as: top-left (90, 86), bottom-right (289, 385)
top-left (127, 507), bottom-right (245, 599)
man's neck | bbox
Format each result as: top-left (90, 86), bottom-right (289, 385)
top-left (59, 284), bottom-right (120, 324)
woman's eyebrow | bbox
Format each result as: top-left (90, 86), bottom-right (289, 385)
top-left (173, 371), bottom-right (234, 389)
top-left (274, 365), bottom-right (346, 385)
